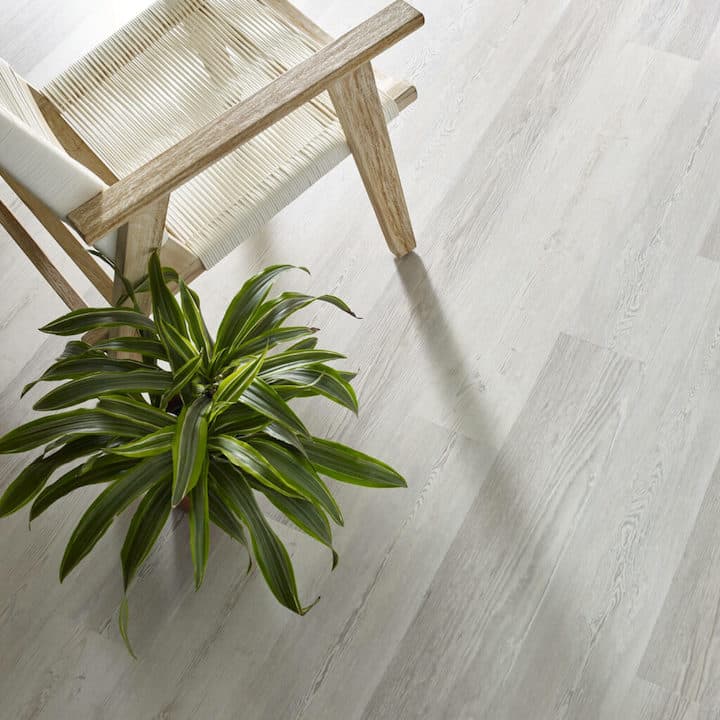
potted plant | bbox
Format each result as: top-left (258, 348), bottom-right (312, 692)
top-left (0, 255), bottom-right (405, 655)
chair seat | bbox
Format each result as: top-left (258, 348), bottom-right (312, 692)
top-left (40, 0), bottom-right (399, 268)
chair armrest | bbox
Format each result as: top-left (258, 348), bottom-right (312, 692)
top-left (67, 0), bottom-right (424, 244)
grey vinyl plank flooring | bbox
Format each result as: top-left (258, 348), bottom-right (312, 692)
top-left (618, 678), bottom-right (701, 720)
top-left (639, 455), bottom-right (720, 704)
top-left (5, 0), bottom-right (720, 718)
top-left (634, 0), bottom-right (720, 59)
top-left (361, 333), bottom-right (643, 720)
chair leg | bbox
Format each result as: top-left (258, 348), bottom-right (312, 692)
top-left (112, 195), bottom-right (169, 312)
top-left (329, 62), bottom-right (416, 256)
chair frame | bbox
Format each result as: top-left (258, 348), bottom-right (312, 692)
top-left (0, 0), bottom-right (423, 317)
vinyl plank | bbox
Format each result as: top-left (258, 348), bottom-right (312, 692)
top-left (455, 262), bottom-right (720, 720)
top-left (617, 677), bottom-right (700, 720)
top-left (634, 0), bottom-right (720, 59)
top-left (361, 333), bottom-right (643, 720)
top-left (639, 456), bottom-right (720, 703)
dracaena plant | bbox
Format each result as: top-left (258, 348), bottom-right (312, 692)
top-left (0, 254), bottom-right (405, 655)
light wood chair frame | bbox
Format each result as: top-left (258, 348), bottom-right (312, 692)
top-left (0, 0), bottom-right (424, 319)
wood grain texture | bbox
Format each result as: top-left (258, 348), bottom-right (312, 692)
top-left (2, 174), bottom-right (114, 302)
top-left (112, 195), bottom-right (169, 311)
top-left (329, 62), bottom-right (416, 255)
top-left (0, 199), bottom-right (85, 310)
top-left (67, 1), bottom-right (424, 243)
top-left (639, 457), bottom-right (720, 704)
top-left (5, 0), bottom-right (720, 718)
top-left (361, 333), bottom-right (642, 720)
top-left (264, 0), bottom-right (418, 111)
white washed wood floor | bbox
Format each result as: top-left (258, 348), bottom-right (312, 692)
top-left (4, 0), bottom-right (720, 717)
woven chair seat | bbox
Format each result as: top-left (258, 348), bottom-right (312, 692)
top-left (41, 0), bottom-right (399, 267)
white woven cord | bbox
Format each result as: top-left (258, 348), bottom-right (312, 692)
top-left (43, 0), bottom-right (399, 267)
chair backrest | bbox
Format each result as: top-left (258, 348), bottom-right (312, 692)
top-left (0, 59), bottom-right (116, 257)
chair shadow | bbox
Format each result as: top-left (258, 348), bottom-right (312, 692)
top-left (394, 251), bottom-right (500, 457)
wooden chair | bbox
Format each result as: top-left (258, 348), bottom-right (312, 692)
top-left (0, 0), bottom-right (423, 317)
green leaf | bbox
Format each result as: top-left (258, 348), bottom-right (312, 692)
top-left (210, 435), bottom-right (296, 497)
top-left (273, 367), bottom-right (358, 413)
top-left (156, 318), bottom-right (198, 370)
top-left (288, 337), bottom-right (319, 351)
top-left (0, 436), bottom-right (111, 517)
top-left (93, 337), bottom-right (167, 360)
top-left (0, 409), bottom-right (146, 454)
top-left (180, 279), bottom-right (213, 358)
top-left (119, 595), bottom-right (136, 659)
top-left (213, 353), bottom-right (264, 404)
top-left (302, 437), bottom-right (407, 488)
top-left (109, 427), bottom-right (175, 458)
top-left (31, 356), bottom-right (150, 384)
top-left (242, 380), bottom-right (308, 436)
top-left (189, 464), bottom-right (210, 589)
top-left (121, 481), bottom-right (170, 589)
top-left (229, 327), bottom-right (318, 358)
top-left (56, 340), bottom-right (96, 360)
top-left (171, 395), bottom-right (211, 506)
top-left (215, 265), bottom-right (306, 353)
top-left (97, 396), bottom-right (175, 429)
top-left (259, 349), bottom-right (345, 378)
top-left (262, 422), bottom-right (306, 456)
top-left (210, 404), bottom-right (268, 436)
top-left (60, 453), bottom-right (172, 581)
top-left (40, 308), bottom-right (155, 336)
top-left (255, 483), bottom-right (337, 569)
top-left (208, 488), bottom-right (248, 549)
top-left (210, 462), bottom-right (312, 614)
top-left (148, 252), bottom-right (186, 335)
top-left (243, 292), bottom-right (357, 345)
top-left (160, 354), bottom-right (203, 409)
top-left (132, 266), bottom-right (179, 295)
top-left (30, 454), bottom-right (138, 521)
top-left (33, 369), bottom-right (174, 411)
top-left (253, 439), bottom-right (343, 525)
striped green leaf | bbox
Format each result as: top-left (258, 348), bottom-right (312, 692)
top-left (253, 439), bottom-right (342, 525)
top-left (40, 308), bottom-right (155, 336)
top-left (302, 437), bottom-right (406, 488)
top-left (30, 454), bottom-right (138, 521)
top-left (148, 252), bottom-right (186, 336)
top-left (229, 326), bottom-right (318, 358)
top-left (272, 366), bottom-right (358, 413)
top-left (109, 427), bottom-right (175, 458)
top-left (208, 488), bottom-right (248, 549)
top-left (119, 595), bottom-right (136, 659)
top-left (215, 265), bottom-right (305, 353)
top-left (189, 464), bottom-right (210, 589)
top-left (250, 292), bottom-right (357, 338)
top-left (93, 337), bottom-right (167, 360)
top-left (34, 369), bottom-right (174, 411)
top-left (60, 453), bottom-right (172, 581)
top-left (171, 395), bottom-right (211, 506)
top-left (259, 349), bottom-right (345, 378)
top-left (121, 481), bottom-right (170, 589)
top-left (213, 353), bottom-right (264, 404)
top-left (242, 380), bottom-right (308, 436)
top-left (256, 483), bottom-right (338, 569)
top-left (160, 354), bottom-right (203, 409)
top-left (180, 279), bottom-right (213, 358)
top-left (97, 396), bottom-right (175, 429)
top-left (0, 409), bottom-right (145, 454)
top-left (0, 436), bottom-right (111, 517)
top-left (210, 462), bottom-right (313, 614)
top-left (210, 435), bottom-right (296, 497)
